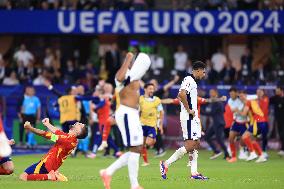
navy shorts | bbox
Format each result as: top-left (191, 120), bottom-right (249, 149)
top-left (0, 157), bottom-right (12, 165)
top-left (25, 161), bottom-right (48, 174)
top-left (230, 122), bottom-right (248, 136)
top-left (248, 122), bottom-right (268, 136)
top-left (142, 126), bottom-right (157, 139)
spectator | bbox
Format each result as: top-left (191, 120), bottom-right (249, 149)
top-left (270, 86), bottom-right (284, 156)
top-left (2, 70), bottom-right (19, 85)
top-left (150, 50), bottom-right (164, 76)
top-left (43, 48), bottom-right (54, 69)
top-left (253, 63), bottom-right (267, 84)
top-left (17, 85), bottom-right (41, 147)
top-left (0, 55), bottom-right (7, 83)
top-left (33, 70), bottom-right (47, 86)
top-left (202, 89), bottom-right (230, 160)
top-left (25, 62), bottom-right (37, 82)
top-left (211, 48), bottom-right (227, 81)
top-left (223, 60), bottom-right (236, 84)
top-left (133, 0), bottom-right (147, 10)
top-left (104, 43), bottom-right (121, 84)
top-left (174, 45), bottom-right (187, 78)
top-left (115, 0), bottom-right (131, 10)
top-left (13, 44), bottom-right (34, 68)
top-left (240, 47), bottom-right (253, 82)
top-left (63, 59), bottom-right (78, 84)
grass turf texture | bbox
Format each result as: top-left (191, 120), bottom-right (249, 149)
top-left (1, 150), bottom-right (284, 189)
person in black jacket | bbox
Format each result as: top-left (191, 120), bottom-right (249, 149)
top-left (270, 86), bottom-right (284, 156)
top-left (202, 88), bottom-right (230, 160)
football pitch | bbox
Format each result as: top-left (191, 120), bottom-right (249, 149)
top-left (1, 150), bottom-right (284, 189)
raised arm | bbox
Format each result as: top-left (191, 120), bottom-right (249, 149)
top-left (163, 75), bottom-right (179, 92)
top-left (44, 79), bottom-right (63, 97)
top-left (115, 52), bottom-right (134, 82)
top-left (41, 118), bottom-right (58, 134)
top-left (24, 121), bottom-right (49, 139)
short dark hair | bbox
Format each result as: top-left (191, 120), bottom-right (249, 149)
top-left (76, 125), bottom-right (88, 139)
top-left (239, 90), bottom-right (247, 94)
top-left (229, 87), bottom-right (237, 92)
top-left (144, 83), bottom-right (155, 89)
top-left (192, 61), bottom-right (206, 70)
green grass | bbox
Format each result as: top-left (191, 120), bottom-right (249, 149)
top-left (1, 150), bottom-right (284, 189)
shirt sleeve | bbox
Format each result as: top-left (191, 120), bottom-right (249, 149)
top-left (157, 103), bottom-right (163, 112)
top-left (180, 77), bottom-right (191, 93)
top-left (36, 97), bottom-right (41, 108)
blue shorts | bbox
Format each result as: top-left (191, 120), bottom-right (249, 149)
top-left (142, 126), bottom-right (157, 139)
top-left (248, 122), bottom-right (268, 136)
top-left (230, 122), bottom-right (248, 136)
top-left (0, 157), bottom-right (12, 165)
top-left (25, 161), bottom-right (48, 174)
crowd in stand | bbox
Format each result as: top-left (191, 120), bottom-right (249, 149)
top-left (0, 42), bottom-right (284, 87)
top-left (0, 0), bottom-right (283, 10)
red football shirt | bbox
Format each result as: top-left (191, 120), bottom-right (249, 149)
top-left (97, 97), bottom-right (111, 126)
top-left (246, 100), bottom-right (266, 122)
top-left (42, 130), bottom-right (78, 172)
top-left (171, 97), bottom-right (206, 117)
top-left (259, 96), bottom-right (269, 122)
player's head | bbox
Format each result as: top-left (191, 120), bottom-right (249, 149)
top-left (70, 122), bottom-right (88, 139)
top-left (144, 83), bottom-right (155, 98)
top-left (257, 88), bottom-right (265, 98)
top-left (192, 61), bottom-right (206, 80)
top-left (25, 85), bottom-right (35, 96)
top-left (103, 83), bottom-right (113, 95)
top-left (77, 85), bottom-right (85, 95)
top-left (229, 87), bottom-right (238, 99)
top-left (209, 88), bottom-right (218, 98)
top-left (276, 85), bottom-right (283, 96)
top-left (238, 90), bottom-right (247, 101)
top-left (66, 86), bottom-right (77, 95)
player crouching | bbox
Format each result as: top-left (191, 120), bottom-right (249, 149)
top-left (19, 118), bottom-right (87, 181)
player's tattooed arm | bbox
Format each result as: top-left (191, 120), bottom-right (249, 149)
top-left (24, 121), bottom-right (48, 138)
top-left (42, 118), bottom-right (58, 134)
top-left (115, 52), bottom-right (133, 82)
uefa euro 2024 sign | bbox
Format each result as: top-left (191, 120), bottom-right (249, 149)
top-left (0, 10), bottom-right (283, 34)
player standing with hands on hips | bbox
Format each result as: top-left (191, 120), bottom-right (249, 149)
top-left (160, 61), bottom-right (209, 180)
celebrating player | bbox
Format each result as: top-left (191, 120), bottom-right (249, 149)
top-left (140, 83), bottom-right (164, 166)
top-left (19, 118), bottom-right (87, 181)
top-left (100, 52), bottom-right (151, 189)
top-left (160, 61), bottom-right (208, 180)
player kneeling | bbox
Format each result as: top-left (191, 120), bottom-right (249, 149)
top-left (19, 118), bottom-right (87, 181)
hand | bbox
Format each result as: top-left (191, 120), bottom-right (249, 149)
top-left (24, 121), bottom-right (32, 130)
top-left (188, 109), bottom-right (195, 117)
top-left (9, 139), bottom-right (15, 145)
top-left (43, 79), bottom-right (51, 88)
top-left (42, 118), bottom-right (50, 126)
top-left (221, 96), bottom-right (227, 101)
top-left (201, 131), bottom-right (205, 136)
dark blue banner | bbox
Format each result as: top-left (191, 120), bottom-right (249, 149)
top-left (0, 10), bottom-right (283, 34)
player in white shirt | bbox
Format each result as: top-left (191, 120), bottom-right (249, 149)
top-left (100, 52), bottom-right (151, 189)
top-left (160, 61), bottom-right (208, 180)
top-left (226, 88), bottom-right (250, 163)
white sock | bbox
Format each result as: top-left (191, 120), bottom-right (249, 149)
top-left (106, 152), bottom-right (130, 175)
top-left (165, 146), bottom-right (187, 167)
top-left (128, 152), bottom-right (140, 188)
top-left (191, 150), bottom-right (198, 174)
